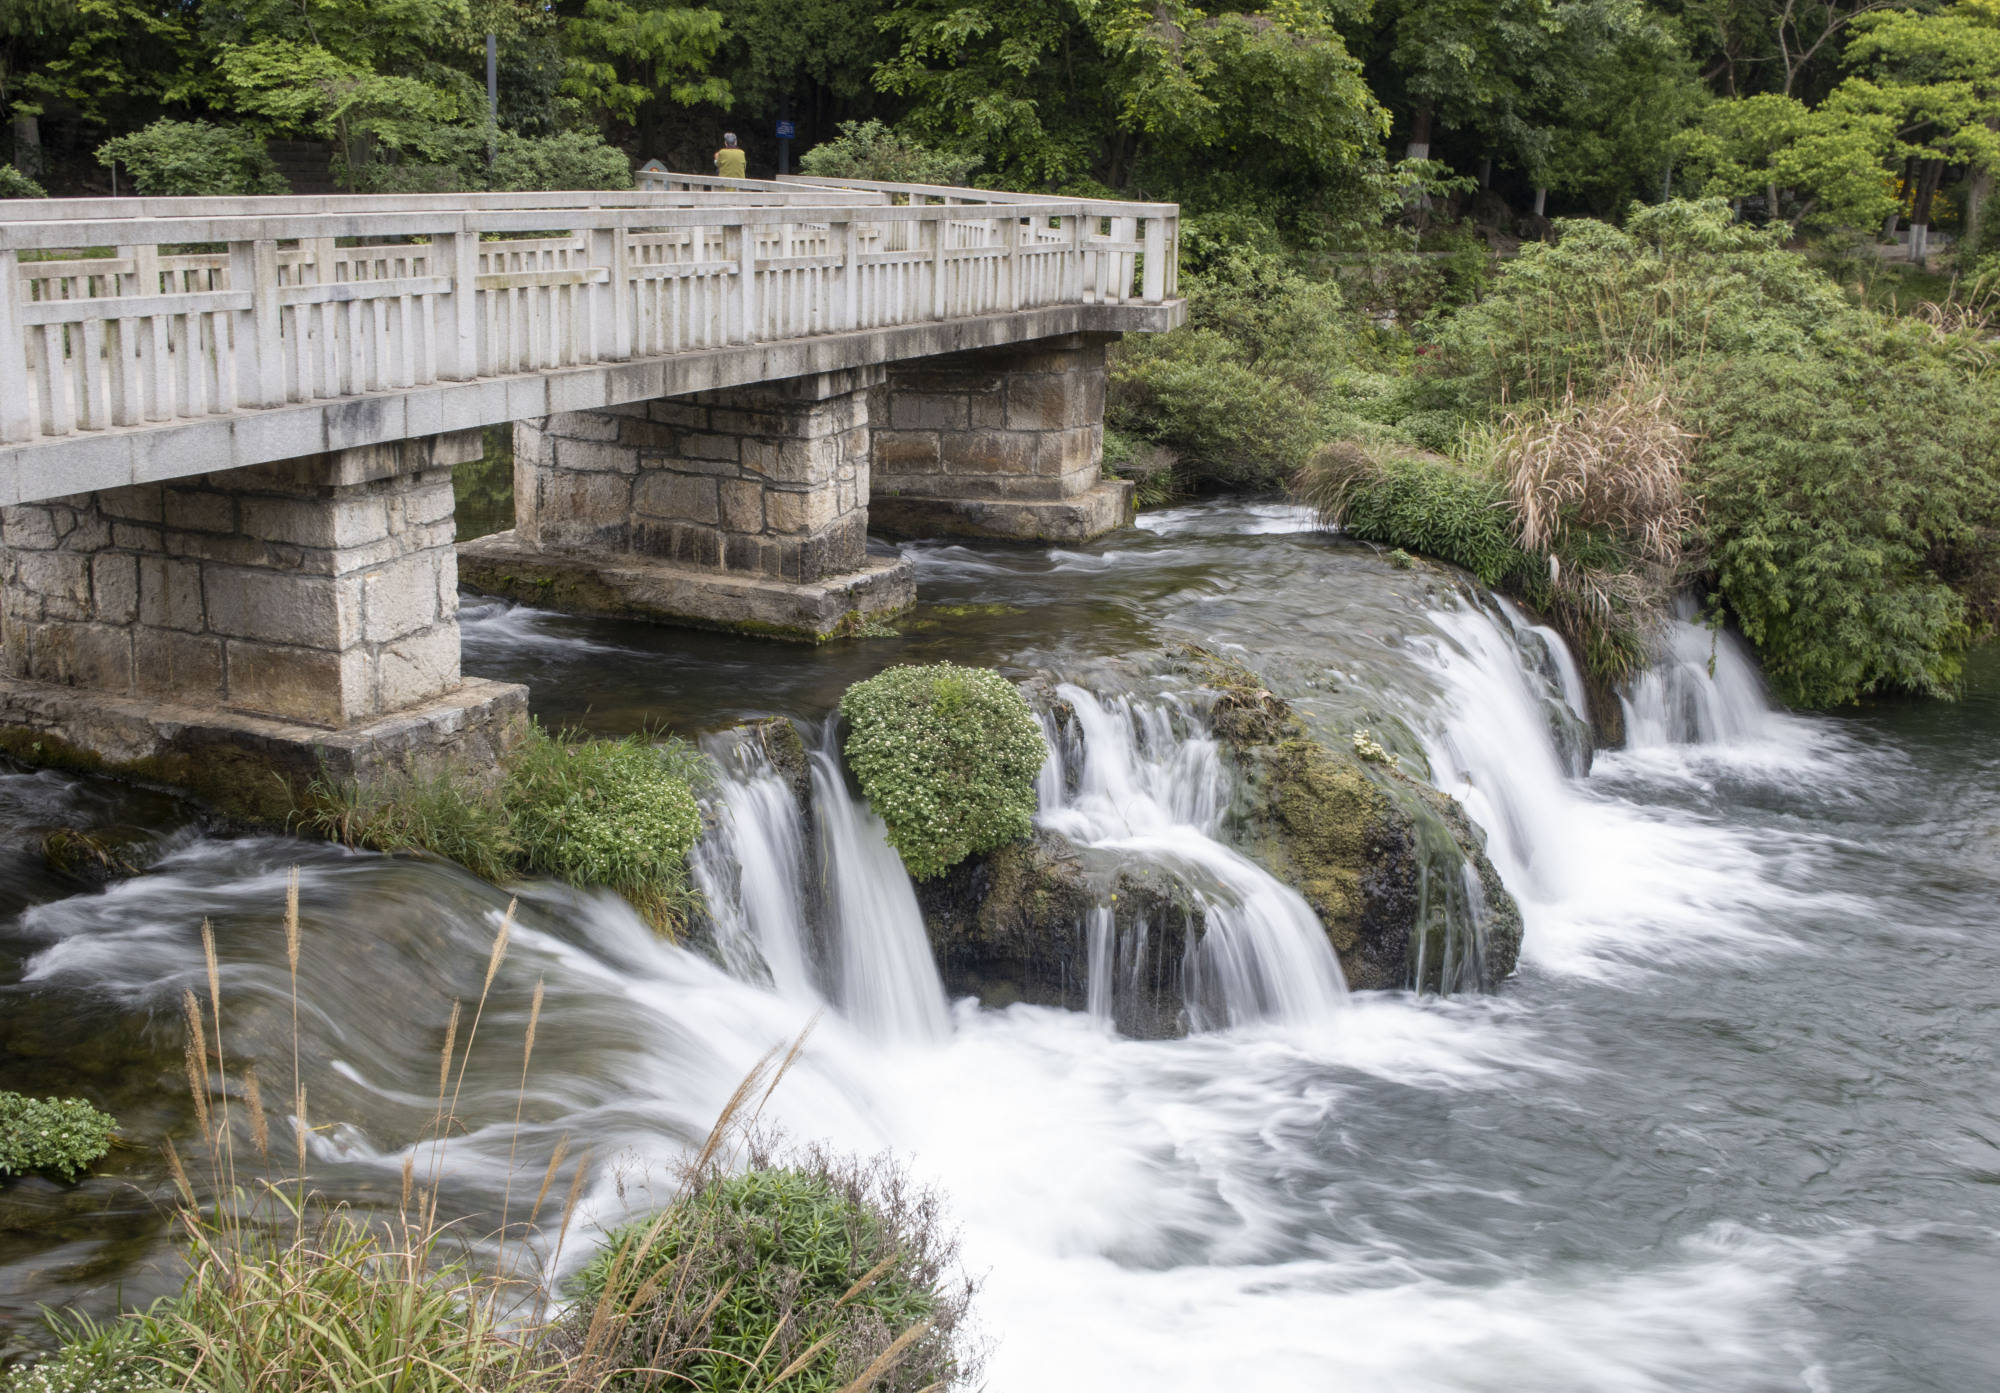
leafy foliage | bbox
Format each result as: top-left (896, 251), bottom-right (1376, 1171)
top-left (572, 1154), bottom-right (976, 1392)
top-left (1438, 199), bottom-right (1852, 401)
top-left (94, 120), bottom-right (289, 196)
top-left (0, 1091), bottom-right (117, 1182)
top-left (304, 723), bottom-right (706, 932)
top-left (840, 663), bottom-right (1046, 879)
top-left (1685, 334), bottom-right (2000, 705)
top-left (489, 129), bottom-right (633, 190)
top-left (0, 165), bottom-right (45, 197)
top-left (796, 118), bottom-right (979, 185)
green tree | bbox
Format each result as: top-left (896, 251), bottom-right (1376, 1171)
top-left (559, 0), bottom-right (731, 125)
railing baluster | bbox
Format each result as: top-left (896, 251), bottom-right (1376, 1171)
top-left (0, 250), bottom-right (33, 441)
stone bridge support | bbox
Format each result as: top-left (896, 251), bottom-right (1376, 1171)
top-left (0, 430), bottom-right (524, 818)
top-left (459, 367), bottom-right (914, 641)
top-left (868, 333), bottom-right (1131, 542)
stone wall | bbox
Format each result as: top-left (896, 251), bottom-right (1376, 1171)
top-left (514, 366), bottom-right (882, 585)
top-left (0, 431), bottom-right (476, 729)
top-left (870, 332), bottom-right (1110, 504)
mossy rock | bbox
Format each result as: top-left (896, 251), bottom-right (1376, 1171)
top-left (38, 825), bottom-right (164, 889)
top-left (1173, 645), bottom-right (1524, 992)
top-left (913, 830), bottom-right (1092, 1011)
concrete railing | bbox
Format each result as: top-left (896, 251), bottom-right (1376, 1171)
top-left (0, 181), bottom-right (1179, 448)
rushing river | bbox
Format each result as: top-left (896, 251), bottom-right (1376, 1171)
top-left (3, 501), bottom-right (1998, 1389)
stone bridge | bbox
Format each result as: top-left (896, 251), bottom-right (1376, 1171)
top-left (0, 176), bottom-right (1181, 810)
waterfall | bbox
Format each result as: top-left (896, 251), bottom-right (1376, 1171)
top-left (1039, 686), bottom-right (1348, 1027)
top-left (808, 749), bottom-right (951, 1043)
top-left (691, 738), bottom-right (816, 1002)
top-left (1621, 613), bottom-right (1780, 747)
top-left (692, 728), bottom-right (948, 1044)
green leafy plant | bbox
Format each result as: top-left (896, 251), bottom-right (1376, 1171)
top-left (840, 663), bottom-right (1045, 879)
top-left (503, 725), bottom-right (706, 931)
top-left (0, 164), bottom-right (45, 198)
top-left (1685, 332), bottom-right (2000, 706)
top-left (796, 118), bottom-right (980, 186)
top-left (489, 129), bottom-right (632, 191)
top-left (302, 723), bottom-right (706, 933)
top-left (0, 1091), bottom-right (117, 1182)
top-left (95, 119), bottom-right (289, 196)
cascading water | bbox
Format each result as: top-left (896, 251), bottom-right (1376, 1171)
top-left (1036, 686), bottom-right (1349, 1028)
top-left (1620, 608), bottom-right (1783, 748)
top-left (8, 502), bottom-right (1993, 1391)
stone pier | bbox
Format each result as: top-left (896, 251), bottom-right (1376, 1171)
top-left (0, 430), bottom-right (525, 819)
top-left (458, 367), bottom-right (914, 640)
top-left (868, 333), bottom-right (1132, 542)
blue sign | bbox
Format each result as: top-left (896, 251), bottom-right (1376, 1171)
top-left (775, 120), bottom-right (796, 140)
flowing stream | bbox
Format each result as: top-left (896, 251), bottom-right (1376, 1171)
top-left (3, 502), bottom-right (1998, 1389)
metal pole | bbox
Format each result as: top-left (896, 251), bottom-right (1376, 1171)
top-left (485, 33), bottom-right (499, 172)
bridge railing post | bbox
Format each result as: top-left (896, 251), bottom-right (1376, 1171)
top-left (841, 220), bottom-right (860, 331)
top-left (1142, 215), bottom-right (1167, 303)
top-left (732, 218), bottom-right (757, 344)
top-left (589, 225), bottom-right (631, 361)
top-left (441, 227), bottom-right (481, 381)
top-left (0, 249), bottom-right (31, 442)
top-left (930, 213), bottom-right (949, 320)
top-left (229, 237), bottom-right (284, 408)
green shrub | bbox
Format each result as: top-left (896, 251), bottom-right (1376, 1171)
top-left (573, 1159), bottom-right (974, 1393)
top-left (503, 725), bottom-right (706, 930)
top-left (0, 165), bottom-right (45, 198)
top-left (0, 1091), bottom-right (117, 1182)
top-left (301, 768), bottom-right (518, 884)
top-left (303, 724), bottom-right (706, 931)
top-left (1109, 236), bottom-right (1354, 490)
top-left (490, 130), bottom-right (631, 191)
top-left (797, 119), bottom-right (979, 187)
top-left (1301, 442), bottom-right (1531, 588)
top-left (95, 120), bottom-right (289, 197)
top-left (1438, 198), bottom-right (1852, 402)
top-left (1685, 334), bottom-right (2000, 705)
top-left (840, 663), bottom-right (1045, 879)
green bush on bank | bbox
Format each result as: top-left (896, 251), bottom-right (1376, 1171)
top-left (1685, 334), bottom-right (2000, 706)
top-left (305, 723), bottom-right (705, 932)
top-left (0, 1092), bottom-right (117, 1182)
top-left (840, 663), bottom-right (1045, 879)
top-left (575, 1160), bottom-right (975, 1393)
top-left (95, 120), bottom-right (289, 197)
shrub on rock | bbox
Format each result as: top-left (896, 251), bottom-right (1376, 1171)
top-left (840, 663), bottom-right (1045, 879)
top-left (0, 1091), bottom-right (116, 1182)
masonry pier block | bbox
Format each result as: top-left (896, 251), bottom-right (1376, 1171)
top-left (459, 367), bottom-right (915, 641)
top-left (868, 333), bottom-right (1133, 542)
top-left (0, 430), bottom-right (526, 819)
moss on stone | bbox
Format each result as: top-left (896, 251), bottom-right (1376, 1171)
top-left (1173, 643), bottom-right (1525, 992)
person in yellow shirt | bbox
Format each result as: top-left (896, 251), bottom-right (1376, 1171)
top-left (714, 133), bottom-right (746, 180)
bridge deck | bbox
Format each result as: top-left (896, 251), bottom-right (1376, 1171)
top-left (0, 176), bottom-right (1180, 507)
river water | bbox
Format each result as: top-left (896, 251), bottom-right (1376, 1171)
top-left (2, 501), bottom-right (1997, 1389)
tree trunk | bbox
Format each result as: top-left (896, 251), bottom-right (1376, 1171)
top-left (1910, 158), bottom-right (1945, 264)
top-left (1966, 164), bottom-right (1993, 260)
top-left (9, 113), bottom-right (40, 181)
top-left (1478, 155), bottom-right (1493, 190)
top-left (1533, 187), bottom-right (1547, 217)
top-left (1405, 104), bottom-right (1433, 162)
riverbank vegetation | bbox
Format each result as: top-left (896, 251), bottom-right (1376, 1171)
top-left (0, 893), bottom-right (979, 1392)
top-left (840, 663), bottom-right (1046, 880)
top-left (304, 723), bottom-right (707, 932)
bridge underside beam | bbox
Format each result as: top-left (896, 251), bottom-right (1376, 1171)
top-left (0, 431), bottom-right (524, 819)
top-left (459, 369), bottom-right (914, 641)
top-left (869, 332), bottom-right (1132, 543)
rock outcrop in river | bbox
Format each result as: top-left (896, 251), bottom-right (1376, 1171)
top-left (904, 651), bottom-right (1523, 1033)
